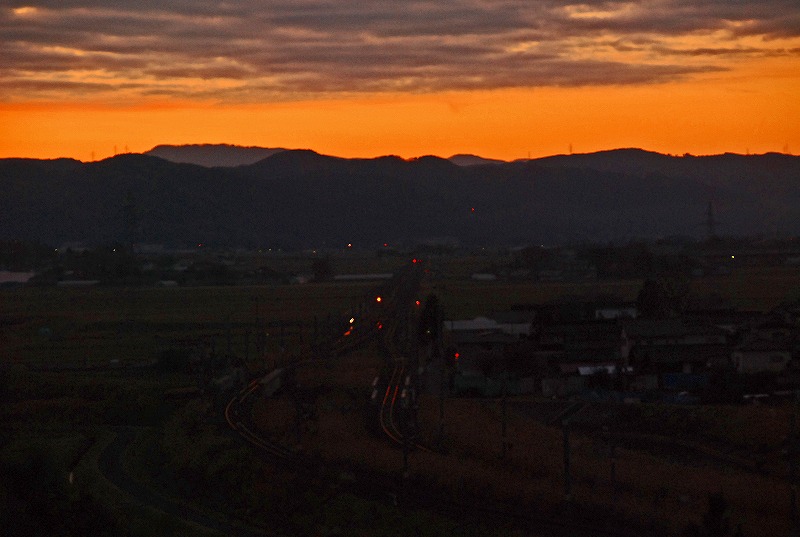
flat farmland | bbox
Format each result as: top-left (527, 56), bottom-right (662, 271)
top-left (428, 279), bottom-right (643, 318)
top-left (426, 265), bottom-right (800, 319)
top-left (1, 283), bottom-right (374, 368)
top-left (691, 266), bottom-right (800, 311)
top-left (3, 259), bottom-right (798, 536)
top-left (0, 280), bottom-right (393, 536)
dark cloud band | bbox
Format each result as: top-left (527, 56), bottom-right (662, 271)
top-left (2, 0), bottom-right (798, 101)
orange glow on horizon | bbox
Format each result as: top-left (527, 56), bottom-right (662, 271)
top-left (1, 67), bottom-right (798, 162)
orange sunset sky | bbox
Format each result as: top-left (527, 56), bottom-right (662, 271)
top-left (1, 1), bottom-right (799, 162)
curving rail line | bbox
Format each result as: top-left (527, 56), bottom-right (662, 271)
top-left (226, 260), bottom-right (424, 457)
top-left (225, 379), bottom-right (295, 459)
top-left (375, 272), bottom-right (434, 454)
top-left (222, 260), bottom-right (655, 537)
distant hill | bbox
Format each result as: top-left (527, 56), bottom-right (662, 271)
top-left (448, 154), bottom-right (505, 166)
top-left (1, 149), bottom-right (798, 248)
top-left (534, 148), bottom-right (793, 181)
top-left (147, 143), bottom-right (506, 168)
top-left (145, 144), bottom-right (286, 167)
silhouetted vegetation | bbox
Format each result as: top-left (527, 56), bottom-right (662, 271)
top-left (0, 239), bottom-right (55, 270)
top-left (2, 150), bottom-right (799, 248)
top-left (311, 257), bottom-right (333, 281)
top-left (0, 448), bottom-right (121, 536)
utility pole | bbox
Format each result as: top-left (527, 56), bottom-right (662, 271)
top-left (226, 315), bottom-right (232, 357)
top-left (790, 390), bottom-right (799, 536)
top-left (603, 425), bottom-right (618, 511)
top-left (501, 371), bottom-right (508, 459)
top-left (399, 371), bottom-right (416, 505)
top-left (438, 346), bottom-right (446, 447)
top-left (563, 419), bottom-right (572, 501)
top-left (436, 304), bottom-right (446, 448)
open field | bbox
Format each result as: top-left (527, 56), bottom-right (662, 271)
top-left (428, 279), bottom-right (643, 319)
top-left (691, 266), bottom-right (800, 311)
top-left (426, 265), bottom-right (800, 318)
top-left (1, 282), bottom-right (373, 367)
top-left (2, 260), bottom-right (798, 535)
top-left (0, 280), bottom-right (384, 535)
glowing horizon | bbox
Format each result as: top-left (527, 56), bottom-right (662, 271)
top-left (2, 1), bottom-right (798, 161)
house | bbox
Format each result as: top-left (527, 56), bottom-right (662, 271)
top-left (594, 303), bottom-right (637, 320)
top-left (624, 319), bottom-right (730, 374)
top-left (751, 317), bottom-right (799, 341)
top-left (0, 271), bottom-right (35, 288)
top-left (732, 337), bottom-right (795, 374)
top-left (444, 329), bottom-right (520, 395)
top-left (444, 311), bottom-right (534, 337)
top-left (446, 329), bottom-right (520, 376)
top-left (523, 320), bottom-right (633, 396)
top-left (534, 320), bottom-right (629, 376)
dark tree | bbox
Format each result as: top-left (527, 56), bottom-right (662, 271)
top-left (418, 293), bottom-right (441, 343)
top-left (702, 492), bottom-right (731, 537)
top-left (636, 279), bottom-right (672, 319)
top-left (636, 277), bottom-right (688, 319)
top-left (311, 257), bottom-right (333, 281)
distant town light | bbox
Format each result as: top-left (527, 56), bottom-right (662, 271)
top-left (349, 317), bottom-right (355, 324)
top-left (376, 296), bottom-right (382, 303)
top-left (347, 243), bottom-right (352, 248)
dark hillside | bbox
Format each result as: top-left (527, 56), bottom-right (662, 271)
top-left (1, 151), bottom-right (798, 248)
top-left (145, 144), bottom-right (286, 167)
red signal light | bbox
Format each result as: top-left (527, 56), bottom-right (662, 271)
top-left (454, 352), bottom-right (460, 360)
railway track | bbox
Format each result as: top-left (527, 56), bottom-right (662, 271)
top-left (377, 322), bottom-right (434, 453)
top-left (223, 260), bottom-right (654, 536)
top-left (226, 260), bottom-right (423, 458)
top-left (224, 378), bottom-right (295, 459)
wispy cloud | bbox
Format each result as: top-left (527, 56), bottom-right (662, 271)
top-left (2, 0), bottom-right (799, 102)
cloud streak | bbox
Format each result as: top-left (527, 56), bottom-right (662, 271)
top-left (2, 0), bottom-right (799, 102)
